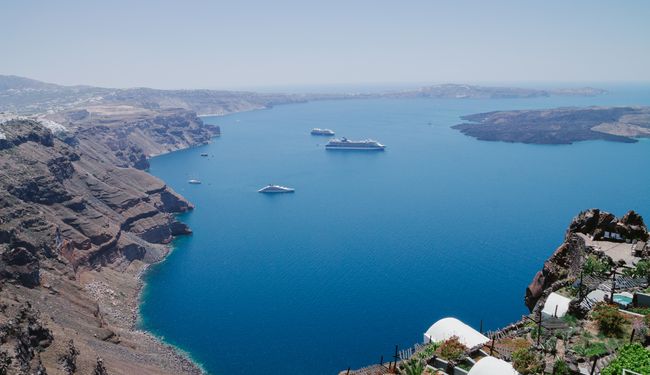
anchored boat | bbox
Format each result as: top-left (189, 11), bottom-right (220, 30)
top-left (325, 137), bottom-right (385, 150)
top-left (311, 128), bottom-right (335, 136)
top-left (258, 184), bottom-right (295, 193)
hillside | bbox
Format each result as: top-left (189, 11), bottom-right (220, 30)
top-left (0, 75), bottom-right (607, 116)
top-left (0, 107), bottom-right (218, 374)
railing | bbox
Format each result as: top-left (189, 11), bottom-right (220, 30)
top-left (347, 364), bottom-right (390, 375)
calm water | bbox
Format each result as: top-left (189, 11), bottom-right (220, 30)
top-left (141, 85), bottom-right (650, 375)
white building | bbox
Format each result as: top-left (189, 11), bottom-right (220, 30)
top-left (467, 356), bottom-right (519, 375)
top-left (542, 292), bottom-right (572, 318)
top-left (423, 317), bottom-right (490, 348)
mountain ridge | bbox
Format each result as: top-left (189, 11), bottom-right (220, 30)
top-left (0, 74), bottom-right (607, 116)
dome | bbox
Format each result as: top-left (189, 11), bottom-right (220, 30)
top-left (468, 356), bottom-right (519, 375)
top-left (423, 317), bottom-right (489, 348)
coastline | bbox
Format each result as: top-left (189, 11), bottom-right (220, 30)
top-left (135, 257), bottom-right (208, 375)
top-left (81, 240), bottom-right (206, 375)
top-left (127, 129), bottom-right (230, 374)
top-left (76, 131), bottom-right (230, 373)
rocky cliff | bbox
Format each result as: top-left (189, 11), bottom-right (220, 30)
top-left (524, 209), bottom-right (648, 312)
top-left (0, 108), bottom-right (218, 375)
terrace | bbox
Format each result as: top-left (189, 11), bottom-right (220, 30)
top-left (343, 231), bottom-right (650, 375)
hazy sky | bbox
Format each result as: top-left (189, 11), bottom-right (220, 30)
top-left (2, 0), bottom-right (649, 89)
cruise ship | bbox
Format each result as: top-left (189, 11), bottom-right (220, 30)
top-left (188, 179), bottom-right (202, 184)
top-left (325, 137), bottom-right (386, 150)
top-left (311, 128), bottom-right (335, 136)
top-left (258, 184), bottom-right (295, 193)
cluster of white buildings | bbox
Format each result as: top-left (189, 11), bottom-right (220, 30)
top-left (423, 317), bottom-right (519, 375)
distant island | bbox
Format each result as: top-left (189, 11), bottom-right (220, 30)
top-left (453, 106), bottom-right (650, 144)
top-left (382, 84), bottom-right (606, 99)
top-left (0, 75), bottom-right (607, 116)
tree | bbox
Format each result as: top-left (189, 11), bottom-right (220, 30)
top-left (630, 259), bottom-right (650, 283)
top-left (583, 255), bottom-right (609, 276)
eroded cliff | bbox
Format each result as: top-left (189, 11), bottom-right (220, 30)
top-left (0, 108), bottom-right (218, 375)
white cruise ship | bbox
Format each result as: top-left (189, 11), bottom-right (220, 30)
top-left (311, 128), bottom-right (335, 136)
top-left (258, 184), bottom-right (295, 193)
top-left (325, 137), bottom-right (385, 150)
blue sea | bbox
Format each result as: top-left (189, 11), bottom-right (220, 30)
top-left (140, 84), bottom-right (650, 375)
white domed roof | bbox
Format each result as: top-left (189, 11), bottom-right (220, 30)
top-left (468, 356), bottom-right (519, 375)
top-left (423, 317), bottom-right (489, 348)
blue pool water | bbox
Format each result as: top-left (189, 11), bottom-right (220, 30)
top-left (141, 84), bottom-right (650, 374)
top-left (613, 294), bottom-right (633, 306)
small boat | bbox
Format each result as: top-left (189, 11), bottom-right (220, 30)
top-left (258, 184), bottom-right (295, 193)
top-left (200, 153), bottom-right (208, 157)
top-left (188, 179), bottom-right (202, 184)
top-left (311, 128), bottom-right (335, 136)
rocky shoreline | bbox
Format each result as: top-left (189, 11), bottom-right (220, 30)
top-left (83, 258), bottom-right (205, 375)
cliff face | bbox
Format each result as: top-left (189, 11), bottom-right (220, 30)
top-left (46, 105), bottom-right (220, 167)
top-left (0, 108), bottom-right (217, 375)
top-left (524, 209), bottom-right (649, 311)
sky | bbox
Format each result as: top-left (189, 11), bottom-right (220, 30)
top-left (1, 0), bottom-right (649, 90)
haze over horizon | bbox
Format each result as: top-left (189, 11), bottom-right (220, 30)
top-left (2, 0), bottom-right (649, 90)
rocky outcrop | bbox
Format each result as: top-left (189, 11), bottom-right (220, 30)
top-left (524, 209), bottom-right (649, 311)
top-left (0, 247), bottom-right (40, 287)
top-left (525, 237), bottom-right (587, 311)
top-left (569, 208), bottom-right (648, 241)
top-left (0, 108), bottom-right (214, 374)
top-left (453, 107), bottom-right (650, 144)
top-left (0, 304), bottom-right (53, 374)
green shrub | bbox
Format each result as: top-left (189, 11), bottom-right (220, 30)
top-left (592, 303), bottom-right (626, 337)
top-left (416, 341), bottom-right (440, 360)
top-left (572, 340), bottom-right (607, 358)
top-left (629, 307), bottom-right (650, 315)
top-left (562, 314), bottom-right (578, 327)
top-left (512, 347), bottom-right (543, 375)
top-left (552, 360), bottom-right (570, 375)
top-left (400, 358), bottom-right (425, 375)
top-left (435, 336), bottom-right (467, 363)
top-left (601, 343), bottom-right (650, 375)
top-left (629, 260), bottom-right (650, 283)
top-left (583, 255), bottom-right (609, 276)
